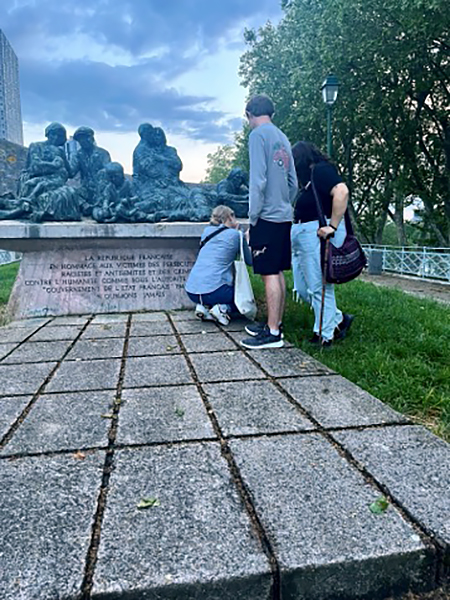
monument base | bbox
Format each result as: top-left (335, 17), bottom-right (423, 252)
top-left (0, 221), bottom-right (205, 319)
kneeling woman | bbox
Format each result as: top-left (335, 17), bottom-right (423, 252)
top-left (291, 142), bottom-right (354, 346)
top-left (185, 205), bottom-right (252, 325)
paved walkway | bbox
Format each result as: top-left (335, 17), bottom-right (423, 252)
top-left (361, 273), bottom-right (450, 305)
top-left (0, 311), bottom-right (449, 600)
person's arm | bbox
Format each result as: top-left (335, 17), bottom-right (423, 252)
top-left (317, 182), bottom-right (349, 239)
top-left (287, 154), bottom-right (299, 204)
top-left (248, 132), bottom-right (267, 226)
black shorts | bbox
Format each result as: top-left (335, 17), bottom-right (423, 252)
top-left (249, 219), bottom-right (292, 275)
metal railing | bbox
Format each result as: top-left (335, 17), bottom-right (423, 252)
top-left (363, 245), bottom-right (450, 282)
top-left (0, 250), bottom-right (22, 266)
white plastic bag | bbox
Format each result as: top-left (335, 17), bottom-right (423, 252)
top-left (234, 231), bottom-right (257, 320)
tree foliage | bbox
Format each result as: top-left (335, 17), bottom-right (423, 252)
top-left (202, 145), bottom-right (236, 184)
top-left (229, 0), bottom-right (450, 245)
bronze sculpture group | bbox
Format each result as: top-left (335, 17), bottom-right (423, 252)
top-left (0, 122), bottom-right (249, 223)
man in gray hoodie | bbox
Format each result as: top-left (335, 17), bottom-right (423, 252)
top-left (241, 95), bottom-right (298, 349)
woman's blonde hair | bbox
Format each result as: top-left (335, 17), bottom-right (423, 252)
top-left (210, 205), bottom-right (235, 225)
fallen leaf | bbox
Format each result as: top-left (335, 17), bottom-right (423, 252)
top-left (101, 413), bottom-right (114, 419)
top-left (102, 325), bottom-right (112, 330)
top-left (73, 451), bottom-right (86, 460)
top-left (370, 496), bottom-right (389, 514)
top-left (166, 345), bottom-right (175, 351)
top-left (175, 407), bottom-right (185, 418)
top-left (137, 497), bottom-right (161, 509)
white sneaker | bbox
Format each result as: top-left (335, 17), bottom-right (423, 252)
top-left (195, 304), bottom-right (214, 321)
top-left (209, 304), bottom-right (230, 326)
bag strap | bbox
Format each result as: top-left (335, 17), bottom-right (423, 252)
top-left (199, 225), bottom-right (227, 249)
top-left (310, 166), bottom-right (327, 228)
top-left (310, 165), bottom-right (354, 235)
top-left (237, 230), bottom-right (245, 261)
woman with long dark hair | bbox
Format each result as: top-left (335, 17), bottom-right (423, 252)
top-left (291, 141), bottom-right (354, 346)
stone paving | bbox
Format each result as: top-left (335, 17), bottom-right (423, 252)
top-left (0, 311), bottom-right (449, 600)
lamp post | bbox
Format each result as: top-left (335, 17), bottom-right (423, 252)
top-left (321, 74), bottom-right (339, 157)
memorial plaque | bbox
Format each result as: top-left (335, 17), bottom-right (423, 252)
top-left (8, 247), bottom-right (197, 317)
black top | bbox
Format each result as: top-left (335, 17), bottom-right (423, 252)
top-left (294, 161), bottom-right (342, 223)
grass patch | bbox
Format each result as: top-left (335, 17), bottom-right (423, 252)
top-left (0, 261), bottom-right (20, 325)
top-left (251, 272), bottom-right (450, 441)
top-left (0, 262), bottom-right (20, 305)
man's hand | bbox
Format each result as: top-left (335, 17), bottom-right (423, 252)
top-left (317, 225), bottom-right (335, 240)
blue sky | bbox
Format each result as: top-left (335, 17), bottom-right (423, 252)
top-left (1, 0), bottom-right (283, 180)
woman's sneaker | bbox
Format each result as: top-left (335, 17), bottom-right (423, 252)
top-left (195, 304), bottom-right (214, 321)
top-left (209, 304), bottom-right (230, 326)
top-left (334, 313), bottom-right (355, 340)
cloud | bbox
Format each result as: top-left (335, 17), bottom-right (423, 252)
top-left (2, 0), bottom-right (280, 58)
top-left (1, 1), bottom-right (282, 143)
top-left (20, 58), bottom-right (239, 142)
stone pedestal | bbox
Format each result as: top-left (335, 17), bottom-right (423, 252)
top-left (0, 221), bottom-right (205, 318)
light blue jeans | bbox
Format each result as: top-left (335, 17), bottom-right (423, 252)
top-left (291, 219), bottom-right (346, 341)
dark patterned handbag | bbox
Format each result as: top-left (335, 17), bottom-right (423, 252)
top-left (311, 167), bottom-right (367, 284)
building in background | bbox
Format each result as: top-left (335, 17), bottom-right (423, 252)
top-left (0, 29), bottom-right (23, 146)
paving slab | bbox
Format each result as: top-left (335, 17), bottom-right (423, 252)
top-left (90, 313), bottom-right (129, 323)
top-left (28, 325), bottom-right (84, 342)
top-left (47, 315), bottom-right (90, 327)
top-left (279, 375), bottom-right (407, 428)
top-left (129, 320), bottom-right (174, 337)
top-left (93, 443), bottom-right (272, 599)
top-left (189, 351), bottom-right (266, 383)
top-left (224, 319), bottom-right (250, 332)
top-left (123, 355), bottom-right (192, 388)
top-left (67, 337), bottom-right (125, 360)
top-left (2, 340), bottom-right (73, 364)
top-left (246, 346), bottom-right (334, 378)
top-left (127, 334), bottom-right (181, 357)
top-left (0, 326), bottom-right (41, 344)
top-left (173, 319), bottom-right (221, 334)
top-left (169, 310), bottom-right (198, 321)
top-left (0, 342), bottom-right (17, 360)
top-left (181, 332), bottom-right (237, 353)
top-left (117, 385), bottom-right (216, 445)
top-left (132, 311), bottom-right (169, 322)
top-left (0, 452), bottom-right (104, 600)
top-left (46, 358), bottom-right (121, 393)
top-left (5, 317), bottom-right (51, 328)
top-left (334, 426), bottom-right (450, 550)
top-left (0, 396), bottom-right (31, 440)
top-left (82, 322), bottom-right (127, 339)
top-left (204, 380), bottom-right (315, 437)
top-left (0, 362), bottom-right (57, 396)
top-left (1, 390), bottom-right (115, 456)
top-left (230, 434), bottom-right (433, 600)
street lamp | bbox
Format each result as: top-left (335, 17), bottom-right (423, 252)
top-left (321, 74), bottom-right (339, 157)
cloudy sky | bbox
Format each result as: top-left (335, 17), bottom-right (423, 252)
top-left (1, 0), bottom-right (283, 181)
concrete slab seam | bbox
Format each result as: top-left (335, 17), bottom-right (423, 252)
top-left (80, 313), bottom-right (132, 600)
top-left (220, 328), bottom-right (443, 588)
top-left (167, 313), bottom-right (282, 600)
top-left (0, 315), bottom-right (94, 451)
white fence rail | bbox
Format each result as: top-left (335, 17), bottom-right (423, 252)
top-left (363, 245), bottom-right (450, 282)
top-left (0, 250), bottom-right (22, 266)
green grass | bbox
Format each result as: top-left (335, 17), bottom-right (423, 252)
top-left (251, 272), bottom-right (450, 441)
top-left (0, 262), bottom-right (19, 305)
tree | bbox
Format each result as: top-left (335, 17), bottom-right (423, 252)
top-left (202, 145), bottom-right (236, 184)
top-left (236, 0), bottom-right (450, 245)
